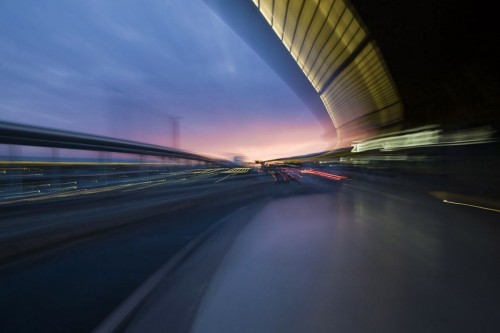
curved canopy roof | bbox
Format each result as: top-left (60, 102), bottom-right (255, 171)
top-left (252, 0), bottom-right (403, 145)
top-left (206, 0), bottom-right (404, 147)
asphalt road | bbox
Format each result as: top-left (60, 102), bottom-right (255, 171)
top-left (0, 171), bottom-right (319, 333)
top-left (0, 169), bottom-right (499, 333)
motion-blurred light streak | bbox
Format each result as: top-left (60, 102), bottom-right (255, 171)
top-left (443, 200), bottom-right (500, 213)
top-left (300, 169), bottom-right (347, 181)
top-left (351, 125), bottom-right (496, 153)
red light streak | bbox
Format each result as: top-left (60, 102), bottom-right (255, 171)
top-left (300, 169), bottom-right (347, 181)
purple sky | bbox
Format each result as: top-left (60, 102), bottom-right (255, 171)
top-left (0, 0), bottom-right (330, 161)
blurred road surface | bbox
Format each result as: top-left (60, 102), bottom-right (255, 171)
top-left (0, 169), bottom-right (499, 333)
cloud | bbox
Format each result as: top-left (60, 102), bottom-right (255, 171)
top-left (0, 0), bottom-right (328, 160)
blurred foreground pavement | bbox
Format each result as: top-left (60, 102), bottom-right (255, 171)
top-left (0, 157), bottom-right (499, 333)
top-left (104, 173), bottom-right (499, 333)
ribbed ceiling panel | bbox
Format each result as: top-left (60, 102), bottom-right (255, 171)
top-left (252, 0), bottom-right (403, 144)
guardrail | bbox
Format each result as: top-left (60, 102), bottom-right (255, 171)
top-left (0, 121), bottom-right (220, 164)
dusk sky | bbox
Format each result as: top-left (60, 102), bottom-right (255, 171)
top-left (0, 0), bottom-right (330, 161)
